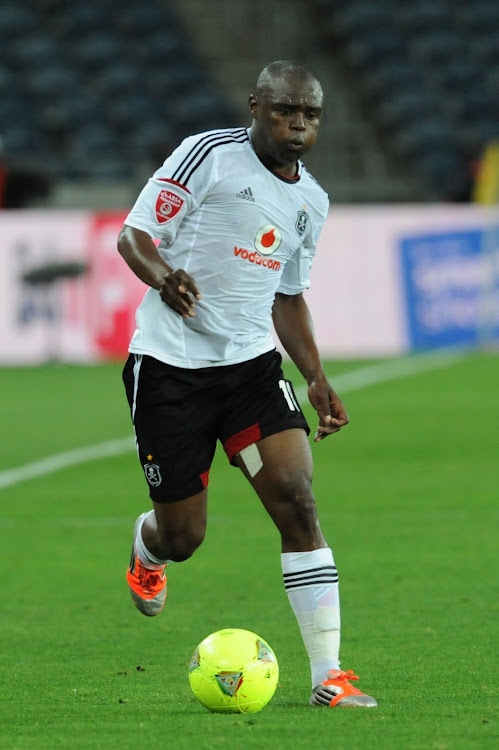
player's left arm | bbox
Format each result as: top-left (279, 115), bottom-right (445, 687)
top-left (272, 292), bottom-right (348, 441)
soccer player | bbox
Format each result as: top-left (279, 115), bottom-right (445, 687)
top-left (118, 60), bottom-right (377, 709)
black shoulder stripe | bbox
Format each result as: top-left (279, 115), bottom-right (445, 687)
top-left (176, 130), bottom-right (249, 185)
top-left (172, 128), bottom-right (248, 183)
top-left (182, 132), bottom-right (250, 186)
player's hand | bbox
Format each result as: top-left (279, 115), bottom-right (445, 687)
top-left (307, 379), bottom-right (349, 442)
top-left (159, 269), bottom-right (202, 318)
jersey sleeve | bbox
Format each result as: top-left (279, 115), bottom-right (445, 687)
top-left (123, 134), bottom-right (215, 242)
top-left (276, 242), bottom-right (316, 295)
top-left (276, 208), bottom-right (328, 295)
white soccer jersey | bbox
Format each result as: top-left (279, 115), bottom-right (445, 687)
top-left (124, 127), bottom-right (329, 368)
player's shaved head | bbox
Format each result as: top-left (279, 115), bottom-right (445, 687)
top-left (249, 60), bottom-right (323, 176)
top-left (255, 60), bottom-right (323, 103)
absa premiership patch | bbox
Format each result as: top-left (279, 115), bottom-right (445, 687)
top-left (155, 189), bottom-right (184, 223)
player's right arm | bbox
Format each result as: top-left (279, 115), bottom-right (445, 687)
top-left (117, 131), bottom-right (222, 318)
top-left (118, 225), bottom-right (201, 318)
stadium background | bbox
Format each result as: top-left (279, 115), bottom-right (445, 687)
top-left (0, 2), bottom-right (497, 749)
top-left (1, 0), bottom-right (498, 364)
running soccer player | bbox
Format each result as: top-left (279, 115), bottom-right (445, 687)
top-left (118, 60), bottom-right (377, 709)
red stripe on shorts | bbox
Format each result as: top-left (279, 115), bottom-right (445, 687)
top-left (223, 423), bottom-right (262, 463)
top-left (200, 470), bottom-right (210, 488)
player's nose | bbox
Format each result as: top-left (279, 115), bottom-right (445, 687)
top-left (290, 112), bottom-right (306, 130)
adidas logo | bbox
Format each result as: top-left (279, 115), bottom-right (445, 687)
top-left (236, 187), bottom-right (255, 202)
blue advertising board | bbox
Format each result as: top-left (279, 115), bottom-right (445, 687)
top-left (399, 228), bottom-right (499, 349)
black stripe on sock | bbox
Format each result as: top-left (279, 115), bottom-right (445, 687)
top-left (283, 565), bottom-right (337, 579)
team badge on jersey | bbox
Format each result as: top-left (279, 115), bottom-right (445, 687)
top-left (155, 189), bottom-right (184, 224)
top-left (295, 210), bottom-right (309, 238)
top-left (144, 462), bottom-right (162, 487)
top-left (254, 225), bottom-right (282, 256)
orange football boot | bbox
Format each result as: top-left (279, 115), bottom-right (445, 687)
top-left (126, 513), bottom-right (167, 617)
top-left (310, 669), bottom-right (377, 707)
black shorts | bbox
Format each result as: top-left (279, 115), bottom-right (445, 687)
top-left (122, 350), bottom-right (309, 503)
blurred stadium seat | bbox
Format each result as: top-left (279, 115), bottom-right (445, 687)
top-left (410, 31), bottom-right (465, 67)
top-left (432, 59), bottom-right (482, 92)
top-left (105, 94), bottom-right (162, 133)
top-left (0, 5), bottom-right (38, 37)
top-left (115, 5), bottom-right (182, 36)
top-left (0, 0), bottom-right (235, 185)
top-left (0, 96), bottom-right (34, 125)
top-left (415, 151), bottom-right (464, 192)
top-left (454, 2), bottom-right (499, 33)
top-left (377, 90), bottom-right (443, 130)
top-left (25, 66), bottom-right (83, 99)
top-left (312, 0), bottom-right (499, 199)
top-left (6, 34), bottom-right (60, 70)
top-left (469, 32), bottom-right (499, 66)
top-left (68, 33), bottom-right (125, 72)
top-left (1, 124), bottom-right (49, 157)
top-left (52, 5), bottom-right (114, 39)
top-left (362, 61), bottom-right (423, 100)
top-left (395, 2), bottom-right (453, 34)
top-left (94, 63), bottom-right (144, 96)
top-left (0, 64), bottom-right (15, 94)
top-left (394, 118), bottom-right (458, 160)
top-left (1, 0), bottom-right (497, 202)
top-left (125, 121), bottom-right (175, 163)
top-left (38, 92), bottom-right (101, 135)
top-left (334, 4), bottom-right (394, 39)
top-left (344, 32), bottom-right (406, 71)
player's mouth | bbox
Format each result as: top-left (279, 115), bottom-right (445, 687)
top-left (287, 140), bottom-right (305, 151)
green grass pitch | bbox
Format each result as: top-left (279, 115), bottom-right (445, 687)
top-left (0, 353), bottom-right (497, 749)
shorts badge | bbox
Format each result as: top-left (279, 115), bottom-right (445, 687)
top-left (144, 462), bottom-right (162, 487)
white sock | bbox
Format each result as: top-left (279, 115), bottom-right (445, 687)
top-left (135, 511), bottom-right (170, 569)
top-left (281, 548), bottom-right (341, 688)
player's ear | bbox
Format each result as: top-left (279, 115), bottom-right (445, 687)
top-left (249, 95), bottom-right (258, 117)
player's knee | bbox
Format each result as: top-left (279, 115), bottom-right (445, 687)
top-left (268, 470), bottom-right (325, 548)
top-left (164, 528), bottom-right (205, 562)
top-left (279, 472), bottom-right (316, 516)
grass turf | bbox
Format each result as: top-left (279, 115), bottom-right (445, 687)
top-left (0, 353), bottom-right (497, 749)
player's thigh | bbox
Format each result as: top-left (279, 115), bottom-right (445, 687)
top-left (235, 427), bottom-right (318, 530)
top-left (248, 427), bottom-right (313, 492)
top-left (123, 353), bottom-right (218, 503)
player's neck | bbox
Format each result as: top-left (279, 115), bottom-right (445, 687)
top-left (258, 153), bottom-right (300, 180)
top-left (249, 127), bottom-right (299, 179)
top-left (274, 166), bottom-right (299, 180)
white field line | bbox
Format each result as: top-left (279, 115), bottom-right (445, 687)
top-left (294, 349), bottom-right (465, 400)
top-left (0, 437), bottom-right (134, 490)
top-left (0, 350), bottom-right (464, 491)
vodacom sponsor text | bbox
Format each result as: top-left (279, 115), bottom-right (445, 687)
top-left (233, 246), bottom-right (281, 271)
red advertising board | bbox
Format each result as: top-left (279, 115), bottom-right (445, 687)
top-left (86, 212), bottom-right (147, 360)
